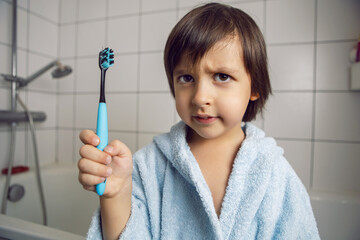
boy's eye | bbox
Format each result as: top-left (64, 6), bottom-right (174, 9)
top-left (214, 73), bottom-right (230, 82)
top-left (178, 75), bottom-right (194, 83)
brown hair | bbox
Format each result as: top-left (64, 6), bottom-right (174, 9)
top-left (164, 3), bottom-right (271, 121)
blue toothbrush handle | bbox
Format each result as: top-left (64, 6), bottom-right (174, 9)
top-left (96, 102), bottom-right (108, 196)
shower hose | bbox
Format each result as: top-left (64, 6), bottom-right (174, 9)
top-left (0, 94), bottom-right (47, 226)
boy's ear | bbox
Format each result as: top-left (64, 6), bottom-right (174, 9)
top-left (250, 92), bottom-right (259, 101)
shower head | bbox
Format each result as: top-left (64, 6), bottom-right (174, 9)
top-left (17, 60), bottom-right (72, 88)
top-left (51, 63), bottom-right (72, 78)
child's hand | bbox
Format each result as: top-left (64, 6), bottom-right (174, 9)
top-left (78, 130), bottom-right (133, 199)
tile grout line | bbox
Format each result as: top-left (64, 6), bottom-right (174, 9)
top-left (310, 0), bottom-right (319, 190)
top-left (55, 0), bottom-right (61, 164)
top-left (173, 0), bottom-right (180, 125)
top-left (72, 0), bottom-right (80, 163)
top-left (135, 0), bottom-right (143, 150)
top-left (262, 0), bottom-right (267, 130)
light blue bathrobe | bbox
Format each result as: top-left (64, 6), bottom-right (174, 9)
top-left (87, 121), bottom-right (320, 239)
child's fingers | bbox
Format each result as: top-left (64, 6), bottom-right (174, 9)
top-left (78, 171), bottom-right (106, 187)
top-left (78, 158), bottom-right (112, 178)
top-left (79, 129), bottom-right (100, 146)
top-left (104, 139), bottom-right (132, 159)
top-left (83, 185), bottom-right (95, 192)
top-left (109, 156), bottom-right (133, 179)
top-left (104, 141), bottom-right (133, 179)
top-left (79, 144), bottom-right (111, 165)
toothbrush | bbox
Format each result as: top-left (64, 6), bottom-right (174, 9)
top-left (96, 47), bottom-right (114, 196)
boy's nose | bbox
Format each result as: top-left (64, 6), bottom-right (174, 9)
top-left (191, 80), bottom-right (212, 107)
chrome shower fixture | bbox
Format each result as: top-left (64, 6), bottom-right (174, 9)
top-left (1, 60), bottom-right (72, 88)
top-left (52, 62), bottom-right (72, 78)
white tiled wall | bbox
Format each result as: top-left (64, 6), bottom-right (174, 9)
top-left (107, 93), bottom-right (138, 131)
top-left (313, 142), bottom-right (360, 192)
top-left (138, 93), bottom-right (176, 132)
top-left (107, 54), bottom-right (138, 92)
top-left (315, 92), bottom-right (360, 142)
top-left (317, 0), bottom-right (360, 41)
top-left (316, 42), bottom-right (354, 90)
top-left (77, 21), bottom-right (106, 57)
top-left (139, 52), bottom-right (169, 92)
top-left (266, 0), bottom-right (315, 44)
top-left (264, 92), bottom-right (313, 140)
top-left (0, 0), bottom-right (359, 198)
top-left (28, 14), bottom-right (58, 57)
top-left (108, 0), bottom-right (140, 17)
top-left (140, 11), bottom-right (177, 52)
top-left (0, 0), bottom-right (59, 171)
top-left (268, 44), bottom-right (314, 91)
top-left (29, 0), bottom-right (59, 23)
top-left (108, 16), bottom-right (139, 54)
top-left (78, 0), bottom-right (106, 21)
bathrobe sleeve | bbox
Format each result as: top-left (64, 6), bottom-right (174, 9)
top-left (85, 165), bottom-right (152, 240)
top-left (273, 159), bottom-right (320, 239)
top-left (118, 159), bottom-right (153, 240)
top-left (255, 155), bottom-right (320, 240)
top-left (86, 143), bottom-right (162, 240)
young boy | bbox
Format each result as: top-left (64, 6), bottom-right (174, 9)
top-left (79, 3), bottom-right (320, 240)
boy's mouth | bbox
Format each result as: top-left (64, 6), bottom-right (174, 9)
top-left (192, 114), bottom-right (218, 124)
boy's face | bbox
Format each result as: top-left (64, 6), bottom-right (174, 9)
top-left (173, 36), bottom-right (258, 142)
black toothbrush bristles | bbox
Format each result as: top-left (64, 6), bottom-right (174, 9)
top-left (99, 48), bottom-right (114, 69)
top-left (99, 48), bottom-right (114, 103)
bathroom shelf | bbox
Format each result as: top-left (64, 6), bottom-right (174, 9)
top-left (0, 110), bottom-right (46, 123)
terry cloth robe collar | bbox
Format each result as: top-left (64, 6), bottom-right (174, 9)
top-left (153, 121), bottom-right (284, 239)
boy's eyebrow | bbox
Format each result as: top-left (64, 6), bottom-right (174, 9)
top-left (173, 66), bottom-right (240, 77)
top-left (210, 67), bottom-right (238, 75)
top-left (173, 68), bottom-right (189, 76)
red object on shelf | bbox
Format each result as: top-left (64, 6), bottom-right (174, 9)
top-left (1, 166), bottom-right (29, 175)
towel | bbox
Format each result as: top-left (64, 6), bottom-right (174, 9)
top-left (86, 121), bottom-right (320, 239)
